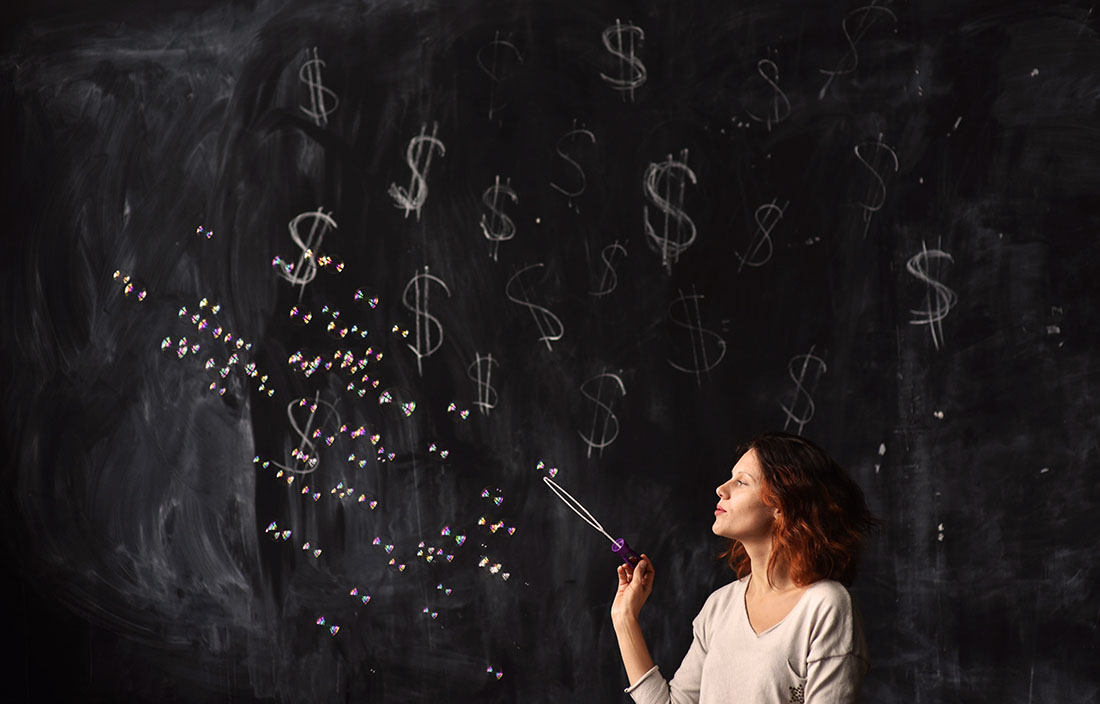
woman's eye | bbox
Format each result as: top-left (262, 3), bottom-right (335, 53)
top-left (736, 480), bottom-right (747, 486)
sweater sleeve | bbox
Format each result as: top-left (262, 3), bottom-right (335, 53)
top-left (623, 603), bottom-right (710, 704)
top-left (803, 586), bottom-right (869, 704)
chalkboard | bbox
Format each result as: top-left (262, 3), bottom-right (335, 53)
top-left (2, 0), bottom-right (1098, 702)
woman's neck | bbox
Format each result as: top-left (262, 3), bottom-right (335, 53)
top-left (743, 538), bottom-right (799, 595)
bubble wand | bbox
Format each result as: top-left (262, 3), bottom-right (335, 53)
top-left (542, 476), bottom-right (642, 566)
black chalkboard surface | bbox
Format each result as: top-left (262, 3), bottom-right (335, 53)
top-left (2, 0), bottom-right (1098, 702)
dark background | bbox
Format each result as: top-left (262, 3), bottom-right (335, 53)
top-left (2, 0), bottom-right (1098, 701)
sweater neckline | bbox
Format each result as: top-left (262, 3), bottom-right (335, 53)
top-left (741, 575), bottom-right (816, 638)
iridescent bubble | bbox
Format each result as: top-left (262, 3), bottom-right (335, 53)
top-left (422, 608), bottom-right (438, 619)
top-left (440, 526), bottom-right (451, 536)
top-left (316, 616), bottom-right (326, 625)
top-left (289, 306), bottom-right (312, 326)
top-left (160, 336), bottom-right (172, 352)
top-left (459, 410), bottom-right (470, 419)
top-left (329, 626), bottom-right (340, 636)
top-left (454, 535), bottom-right (466, 546)
top-left (353, 288), bottom-right (380, 309)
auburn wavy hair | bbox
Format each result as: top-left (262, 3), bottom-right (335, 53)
top-left (719, 432), bottom-right (877, 587)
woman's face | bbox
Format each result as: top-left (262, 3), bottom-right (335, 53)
top-left (713, 449), bottom-right (778, 541)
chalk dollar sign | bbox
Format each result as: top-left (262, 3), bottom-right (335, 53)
top-left (280, 392), bottom-right (342, 474)
top-left (906, 242), bottom-right (957, 351)
top-left (480, 175), bottom-right (518, 261)
top-left (388, 123), bottom-right (445, 220)
top-left (590, 241), bottom-right (627, 297)
top-left (644, 149), bottom-right (698, 273)
top-left (818, 2), bottom-right (898, 100)
top-left (854, 135), bottom-right (898, 237)
top-left (744, 59), bottom-right (790, 131)
top-left (276, 207), bottom-right (338, 301)
top-left (668, 287), bottom-right (727, 387)
top-left (780, 346), bottom-right (827, 436)
top-left (476, 31), bottom-right (524, 121)
top-left (578, 372), bottom-right (627, 458)
top-left (402, 266), bottom-right (451, 376)
top-left (505, 263), bottom-right (564, 351)
top-left (737, 199), bottom-right (788, 272)
top-left (600, 19), bottom-right (647, 101)
top-left (299, 47), bottom-right (339, 127)
top-left (467, 352), bottom-right (499, 416)
top-left (550, 127), bottom-right (596, 200)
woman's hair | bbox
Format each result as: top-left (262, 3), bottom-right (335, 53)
top-left (719, 432), bottom-right (878, 586)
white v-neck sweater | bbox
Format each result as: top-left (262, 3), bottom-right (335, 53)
top-left (624, 576), bottom-right (868, 704)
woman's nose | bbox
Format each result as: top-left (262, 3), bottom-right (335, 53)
top-left (715, 483), bottom-right (727, 498)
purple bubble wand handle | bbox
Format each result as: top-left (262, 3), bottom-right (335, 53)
top-left (612, 538), bottom-right (641, 566)
top-left (543, 477), bottom-right (643, 564)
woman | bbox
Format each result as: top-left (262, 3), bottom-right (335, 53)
top-left (611, 432), bottom-right (877, 703)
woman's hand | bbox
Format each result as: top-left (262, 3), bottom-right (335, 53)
top-left (610, 554), bottom-right (654, 625)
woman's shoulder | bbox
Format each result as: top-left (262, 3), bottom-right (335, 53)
top-left (697, 575), bottom-right (748, 610)
top-left (804, 578), bottom-right (853, 601)
top-left (799, 579), bottom-right (859, 629)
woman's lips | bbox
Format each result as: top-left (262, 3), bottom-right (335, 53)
top-left (714, 507), bottom-right (726, 515)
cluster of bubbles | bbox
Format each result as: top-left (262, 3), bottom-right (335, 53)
top-left (315, 616), bottom-right (340, 637)
top-left (477, 556), bottom-right (510, 580)
top-left (439, 526), bottom-right (468, 546)
top-left (195, 224), bottom-right (214, 239)
top-left (378, 389), bottom-right (416, 417)
top-left (264, 521), bottom-right (292, 541)
top-left (270, 252), bottom-right (345, 278)
top-left (416, 541), bottom-right (455, 564)
top-left (160, 297), bottom-right (271, 397)
top-left (486, 666), bottom-right (504, 680)
top-left (427, 442), bottom-right (450, 459)
top-left (312, 587), bottom-right (372, 639)
top-left (371, 536), bottom-right (407, 572)
top-left (353, 288), bottom-right (379, 308)
top-left (112, 269), bottom-right (147, 301)
top-left (535, 460), bottom-right (560, 478)
top-left (446, 402), bottom-right (472, 420)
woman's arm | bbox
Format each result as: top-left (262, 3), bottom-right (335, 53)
top-left (610, 555), bottom-right (657, 685)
